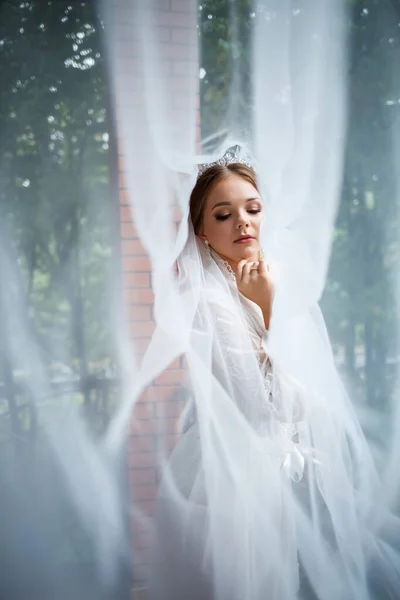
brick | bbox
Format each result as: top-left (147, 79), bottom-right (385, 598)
top-left (118, 154), bottom-right (125, 174)
top-left (132, 338), bottom-right (151, 355)
top-left (117, 38), bottom-right (185, 61)
top-left (119, 170), bottom-right (127, 189)
top-left (125, 288), bottom-right (154, 304)
top-left (171, 27), bottom-right (197, 44)
top-left (122, 256), bottom-right (152, 273)
top-left (130, 418), bottom-right (178, 436)
top-left (130, 318), bottom-right (155, 336)
top-left (167, 357), bottom-right (182, 370)
top-left (133, 403), bottom-right (155, 420)
top-left (114, 39), bottom-right (142, 62)
top-left (129, 436), bottom-right (156, 453)
top-left (154, 369), bottom-right (186, 386)
top-left (156, 25), bottom-right (171, 41)
top-left (133, 499), bottom-right (155, 517)
top-left (118, 55), bottom-right (172, 77)
top-left (115, 1), bottom-right (172, 19)
top-left (116, 15), bottom-right (201, 572)
top-left (113, 22), bottom-right (140, 42)
top-left (120, 221), bottom-right (137, 239)
top-left (146, 357), bottom-right (182, 373)
top-left (157, 433), bottom-right (181, 452)
top-left (144, 385), bottom-right (178, 402)
top-left (169, 75), bottom-right (199, 92)
top-left (116, 120), bottom-right (150, 143)
top-left (171, 0), bottom-right (196, 12)
top-left (129, 305), bottom-right (152, 321)
top-left (132, 484), bottom-right (158, 501)
top-left (152, 0), bottom-right (171, 10)
top-left (115, 41), bottom-right (145, 61)
top-left (119, 205), bottom-right (132, 222)
top-left (113, 76), bottom-right (143, 100)
top-left (124, 272), bottom-right (150, 289)
top-left (159, 42), bottom-right (194, 60)
top-left (129, 468), bottom-right (156, 485)
top-left (122, 239), bottom-right (147, 256)
top-left (128, 0), bottom-right (171, 12)
top-left (131, 570), bottom-right (150, 589)
top-left (128, 452), bottom-right (159, 469)
top-left (132, 530), bottom-right (153, 550)
top-left (172, 60), bottom-right (198, 76)
top-left (114, 56), bottom-right (145, 76)
top-left (148, 0), bottom-right (170, 10)
top-left (169, 107), bottom-right (194, 124)
top-left (155, 400), bottom-right (184, 418)
top-left (172, 93), bottom-right (197, 110)
top-left (157, 11), bottom-right (196, 28)
top-left (131, 519), bottom-right (151, 537)
top-left (132, 545), bottom-right (153, 566)
top-left (136, 388), bottom-right (152, 404)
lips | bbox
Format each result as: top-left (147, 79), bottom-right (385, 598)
top-left (234, 235), bottom-right (255, 243)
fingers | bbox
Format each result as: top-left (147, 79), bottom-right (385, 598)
top-left (243, 261), bottom-right (259, 284)
top-left (258, 260), bottom-right (268, 276)
top-left (235, 259), bottom-right (247, 281)
top-left (258, 249), bottom-right (270, 272)
top-left (249, 261), bottom-right (259, 272)
top-left (242, 262), bottom-right (253, 282)
top-left (236, 259), bottom-right (269, 284)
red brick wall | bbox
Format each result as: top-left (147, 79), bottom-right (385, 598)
top-left (113, 0), bottom-right (199, 584)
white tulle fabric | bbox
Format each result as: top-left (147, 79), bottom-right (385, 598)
top-left (106, 1), bottom-right (400, 597)
top-left (148, 228), bottom-right (399, 600)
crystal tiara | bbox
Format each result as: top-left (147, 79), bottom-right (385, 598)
top-left (197, 144), bottom-right (254, 177)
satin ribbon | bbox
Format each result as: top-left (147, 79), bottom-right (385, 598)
top-left (281, 443), bottom-right (324, 482)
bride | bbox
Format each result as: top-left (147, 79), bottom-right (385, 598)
top-left (147, 147), bottom-right (398, 600)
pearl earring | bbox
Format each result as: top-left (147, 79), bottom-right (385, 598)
top-left (204, 239), bottom-right (209, 247)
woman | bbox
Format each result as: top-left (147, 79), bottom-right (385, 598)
top-left (191, 161), bottom-right (274, 331)
top-left (148, 149), bottom-right (392, 600)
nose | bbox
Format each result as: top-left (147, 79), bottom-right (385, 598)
top-left (236, 211), bottom-right (250, 229)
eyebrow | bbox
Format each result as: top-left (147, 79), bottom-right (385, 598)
top-left (211, 197), bottom-right (261, 210)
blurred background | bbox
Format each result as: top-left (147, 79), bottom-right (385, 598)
top-left (0, 1), bottom-right (129, 598)
top-left (1, 0), bottom-right (400, 598)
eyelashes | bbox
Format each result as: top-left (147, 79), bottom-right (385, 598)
top-left (215, 209), bottom-right (262, 221)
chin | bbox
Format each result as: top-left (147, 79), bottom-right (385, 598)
top-left (238, 247), bottom-right (258, 261)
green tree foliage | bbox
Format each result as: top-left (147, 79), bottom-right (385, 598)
top-left (0, 0), bottom-right (115, 383)
top-left (0, 1), bottom-right (120, 456)
top-left (199, 0), bottom-right (254, 144)
top-left (0, 2), bottom-right (124, 571)
top-left (322, 0), bottom-right (400, 407)
top-left (1, 1), bottom-right (399, 422)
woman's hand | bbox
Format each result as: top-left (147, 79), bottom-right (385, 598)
top-left (235, 258), bottom-right (274, 329)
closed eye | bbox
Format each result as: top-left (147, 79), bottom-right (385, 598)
top-left (215, 208), bottom-right (262, 221)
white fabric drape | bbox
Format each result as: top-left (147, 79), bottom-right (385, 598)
top-left (105, 1), bottom-right (400, 598)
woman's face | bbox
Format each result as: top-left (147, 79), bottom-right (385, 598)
top-left (199, 174), bottom-right (264, 268)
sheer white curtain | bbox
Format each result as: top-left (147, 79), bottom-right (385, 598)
top-left (106, 2), bottom-right (400, 598)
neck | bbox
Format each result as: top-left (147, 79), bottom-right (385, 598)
top-left (210, 249), bottom-right (237, 272)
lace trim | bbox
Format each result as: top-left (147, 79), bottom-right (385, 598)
top-left (208, 247), bottom-right (236, 282)
top-left (221, 259), bottom-right (235, 281)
